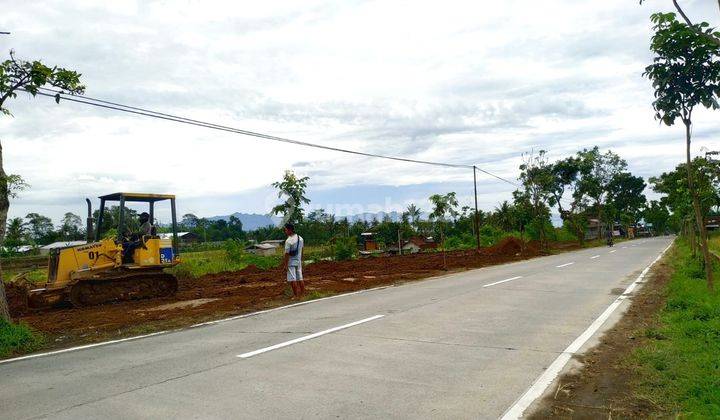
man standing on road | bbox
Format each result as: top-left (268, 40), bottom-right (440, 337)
top-left (282, 223), bottom-right (305, 299)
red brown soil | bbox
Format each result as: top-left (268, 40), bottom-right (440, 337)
top-left (528, 252), bottom-right (672, 419)
top-left (9, 237), bottom-right (557, 350)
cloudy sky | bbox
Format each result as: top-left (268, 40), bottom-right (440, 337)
top-left (1, 0), bottom-right (719, 223)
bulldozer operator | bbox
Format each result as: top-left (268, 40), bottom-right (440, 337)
top-left (122, 212), bottom-right (155, 263)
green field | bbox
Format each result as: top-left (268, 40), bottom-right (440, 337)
top-left (632, 236), bottom-right (720, 417)
top-left (168, 248), bottom-right (281, 279)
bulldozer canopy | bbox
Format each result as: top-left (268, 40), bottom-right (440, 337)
top-left (99, 192), bottom-right (175, 203)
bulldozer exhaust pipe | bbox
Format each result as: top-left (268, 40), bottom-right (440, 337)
top-left (86, 198), bottom-right (94, 242)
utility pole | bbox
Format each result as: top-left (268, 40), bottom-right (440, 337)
top-left (473, 166), bottom-right (480, 251)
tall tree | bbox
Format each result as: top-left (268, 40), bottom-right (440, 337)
top-left (606, 173), bottom-right (647, 237)
top-left (576, 147), bottom-right (627, 231)
top-left (58, 212), bottom-right (83, 240)
top-left (271, 170), bottom-right (310, 224)
top-left (0, 50), bottom-right (84, 320)
top-left (4, 217), bottom-right (25, 248)
top-left (515, 150), bottom-right (554, 248)
top-left (548, 156), bottom-right (588, 245)
top-left (24, 213), bottom-right (54, 244)
top-left (405, 203), bottom-right (421, 231)
top-left (644, 12), bottom-right (720, 290)
top-left (429, 192), bottom-right (458, 268)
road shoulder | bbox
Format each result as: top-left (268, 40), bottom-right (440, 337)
top-left (526, 244), bottom-right (673, 418)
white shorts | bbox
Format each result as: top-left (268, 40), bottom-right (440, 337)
top-left (287, 265), bottom-right (303, 282)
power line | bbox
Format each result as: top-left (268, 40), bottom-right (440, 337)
top-left (32, 87), bottom-right (521, 187)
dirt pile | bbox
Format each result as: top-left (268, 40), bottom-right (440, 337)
top-left (6, 282), bottom-right (29, 316)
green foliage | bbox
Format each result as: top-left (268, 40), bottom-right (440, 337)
top-left (169, 248), bottom-right (280, 279)
top-left (553, 226), bottom-right (578, 242)
top-left (0, 319), bottom-right (44, 357)
top-left (632, 239), bottom-right (720, 416)
top-left (271, 170), bottom-right (310, 224)
top-left (644, 13), bottom-right (720, 127)
top-left (333, 236), bottom-right (357, 261)
top-left (0, 50), bottom-right (85, 115)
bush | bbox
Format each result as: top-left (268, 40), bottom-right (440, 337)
top-left (224, 239), bottom-right (245, 263)
top-left (0, 319), bottom-right (44, 357)
top-left (334, 237), bottom-right (357, 261)
top-left (554, 226), bottom-right (578, 242)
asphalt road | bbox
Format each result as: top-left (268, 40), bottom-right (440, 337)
top-left (1, 237), bottom-right (672, 419)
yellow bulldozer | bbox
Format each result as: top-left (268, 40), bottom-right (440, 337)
top-left (17, 192), bottom-right (182, 309)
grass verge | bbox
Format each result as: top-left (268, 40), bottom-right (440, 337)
top-left (0, 319), bottom-right (44, 357)
top-left (631, 238), bottom-right (720, 417)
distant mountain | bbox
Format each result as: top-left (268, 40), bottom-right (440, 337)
top-left (208, 212), bottom-right (282, 231)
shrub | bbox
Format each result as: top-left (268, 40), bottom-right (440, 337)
top-left (334, 237), bottom-right (357, 261)
top-left (224, 239), bottom-right (245, 263)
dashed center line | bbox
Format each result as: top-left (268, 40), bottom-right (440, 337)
top-left (483, 276), bottom-right (523, 288)
top-left (237, 315), bottom-right (384, 358)
top-left (590, 255), bottom-right (600, 259)
top-left (556, 262), bottom-right (574, 268)
top-left (609, 250), bottom-right (617, 253)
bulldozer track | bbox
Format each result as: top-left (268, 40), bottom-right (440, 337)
top-left (69, 273), bottom-right (178, 307)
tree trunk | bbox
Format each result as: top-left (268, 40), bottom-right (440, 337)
top-left (684, 121), bottom-right (714, 291)
top-left (0, 141), bottom-right (11, 320)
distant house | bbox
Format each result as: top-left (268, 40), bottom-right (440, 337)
top-left (260, 239), bottom-right (285, 247)
top-left (360, 232), bottom-right (379, 251)
top-left (707, 216), bottom-right (720, 231)
top-left (15, 245), bottom-right (34, 254)
top-left (245, 243), bottom-right (279, 256)
top-left (39, 241), bottom-right (87, 255)
top-left (387, 236), bottom-right (437, 254)
top-left (158, 232), bottom-right (200, 244)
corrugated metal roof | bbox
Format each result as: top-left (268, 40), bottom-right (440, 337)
top-left (40, 241), bottom-right (86, 250)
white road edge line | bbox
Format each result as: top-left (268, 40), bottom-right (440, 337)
top-left (556, 262), bottom-right (574, 268)
top-left (0, 331), bottom-right (169, 365)
top-left (483, 276), bottom-right (523, 288)
top-left (237, 315), bottom-right (385, 358)
top-left (500, 239), bottom-right (673, 420)
top-left (590, 255), bottom-right (600, 259)
top-left (0, 285), bottom-right (392, 365)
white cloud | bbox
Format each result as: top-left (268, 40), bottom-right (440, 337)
top-left (1, 0), bottom-right (718, 223)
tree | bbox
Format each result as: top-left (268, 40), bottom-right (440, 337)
top-left (271, 170), bottom-right (310, 224)
top-left (0, 50), bottom-right (84, 319)
top-left (515, 150), bottom-right (554, 248)
top-left (641, 0), bottom-right (720, 47)
top-left (25, 213), bottom-right (54, 244)
top-left (576, 147), bottom-right (627, 231)
top-left (4, 217), bottom-right (25, 248)
top-left (58, 212), bottom-right (83, 240)
top-left (429, 193), bottom-right (458, 242)
top-left (606, 173), bottom-right (647, 236)
top-left (490, 201), bottom-right (516, 232)
top-left (429, 192), bottom-right (459, 269)
top-left (548, 156), bottom-right (588, 245)
top-left (405, 203), bottom-right (421, 231)
top-left (643, 200), bottom-right (672, 234)
top-left (644, 12), bottom-right (720, 290)
top-left (181, 213), bottom-right (199, 229)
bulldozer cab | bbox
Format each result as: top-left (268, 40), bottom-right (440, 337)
top-left (95, 192), bottom-right (179, 263)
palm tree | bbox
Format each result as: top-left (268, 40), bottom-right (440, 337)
top-left (493, 201), bottom-right (515, 232)
top-left (405, 203), bottom-right (421, 231)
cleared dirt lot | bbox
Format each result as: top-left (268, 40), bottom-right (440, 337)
top-left (9, 238), bottom-right (556, 350)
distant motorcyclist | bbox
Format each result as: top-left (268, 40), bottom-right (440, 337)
top-left (606, 228), bottom-right (614, 247)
